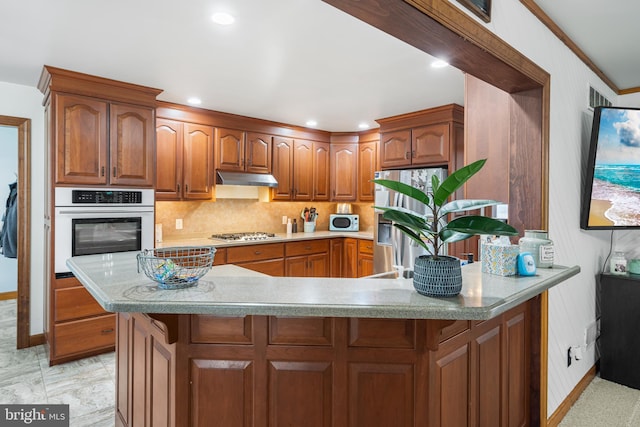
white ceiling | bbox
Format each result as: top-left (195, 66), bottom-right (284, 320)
top-left (0, 0), bottom-right (637, 132)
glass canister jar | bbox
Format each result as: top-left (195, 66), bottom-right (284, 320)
top-left (519, 230), bottom-right (554, 268)
top-left (610, 251), bottom-right (628, 275)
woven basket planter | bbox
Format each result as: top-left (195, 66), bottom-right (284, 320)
top-left (412, 255), bottom-right (462, 297)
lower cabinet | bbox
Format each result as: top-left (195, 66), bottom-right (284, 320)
top-left (226, 243), bottom-right (285, 276)
top-left (49, 276), bottom-right (115, 365)
top-left (284, 240), bottom-right (330, 277)
top-left (116, 301), bottom-right (532, 427)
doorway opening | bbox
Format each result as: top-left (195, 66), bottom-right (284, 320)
top-left (0, 115), bottom-right (32, 349)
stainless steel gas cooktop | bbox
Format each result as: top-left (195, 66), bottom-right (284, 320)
top-left (209, 232), bottom-right (277, 242)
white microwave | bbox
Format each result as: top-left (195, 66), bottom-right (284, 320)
top-left (329, 214), bottom-right (359, 231)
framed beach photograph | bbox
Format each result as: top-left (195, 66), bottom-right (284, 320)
top-left (580, 106), bottom-right (640, 229)
top-left (456, 0), bottom-right (491, 23)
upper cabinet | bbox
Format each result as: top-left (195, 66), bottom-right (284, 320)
top-left (39, 66), bottom-right (162, 188)
top-left (53, 94), bottom-right (154, 187)
top-left (156, 118), bottom-right (213, 201)
top-left (377, 104), bottom-right (463, 170)
top-left (357, 132), bottom-right (379, 202)
top-left (272, 137), bottom-right (329, 201)
top-left (215, 128), bottom-right (272, 174)
top-left (330, 143), bottom-right (357, 201)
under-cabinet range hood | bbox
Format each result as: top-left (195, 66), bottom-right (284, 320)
top-left (215, 171), bottom-right (278, 187)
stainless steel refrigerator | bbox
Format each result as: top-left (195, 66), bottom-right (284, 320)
top-left (373, 167), bottom-right (447, 275)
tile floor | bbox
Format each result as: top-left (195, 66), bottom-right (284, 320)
top-left (0, 299), bottom-right (115, 426)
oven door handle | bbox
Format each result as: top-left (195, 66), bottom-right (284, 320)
top-left (56, 209), bottom-right (153, 215)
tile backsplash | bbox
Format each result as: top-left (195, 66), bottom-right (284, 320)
top-left (156, 200), bottom-right (374, 239)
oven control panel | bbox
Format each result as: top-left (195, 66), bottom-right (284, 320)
top-left (72, 190), bottom-right (143, 204)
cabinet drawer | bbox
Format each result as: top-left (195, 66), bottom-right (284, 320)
top-left (358, 239), bottom-right (374, 255)
top-left (53, 314), bottom-right (116, 358)
top-left (55, 286), bottom-right (108, 322)
top-left (285, 239), bottom-right (330, 257)
top-left (227, 243), bottom-right (284, 263)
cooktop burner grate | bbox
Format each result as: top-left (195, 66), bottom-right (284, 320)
top-left (210, 232), bottom-right (277, 241)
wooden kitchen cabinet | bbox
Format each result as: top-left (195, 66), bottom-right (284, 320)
top-left (330, 238), bottom-right (344, 277)
top-left (53, 93), bottom-right (154, 187)
top-left (272, 137), bottom-right (329, 201)
top-left (358, 139), bottom-right (378, 201)
top-left (313, 141), bottom-right (330, 201)
top-left (330, 143), bottom-right (357, 201)
top-left (227, 243), bottom-right (285, 276)
top-left (358, 239), bottom-right (374, 277)
top-left (378, 104), bottom-right (463, 171)
top-left (156, 119), bottom-right (213, 200)
top-left (285, 239), bottom-right (330, 277)
top-left (50, 276), bottom-right (115, 364)
top-left (215, 128), bottom-right (272, 174)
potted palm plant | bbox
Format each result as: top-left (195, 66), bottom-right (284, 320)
top-left (372, 158), bottom-right (519, 297)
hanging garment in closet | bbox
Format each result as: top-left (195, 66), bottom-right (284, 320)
top-left (0, 181), bottom-right (17, 258)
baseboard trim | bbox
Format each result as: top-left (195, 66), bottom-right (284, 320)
top-left (547, 365), bottom-right (597, 426)
top-left (0, 291), bottom-right (18, 301)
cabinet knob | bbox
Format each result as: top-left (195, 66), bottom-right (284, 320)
top-left (177, 183), bottom-right (180, 193)
top-left (255, 251), bottom-right (262, 255)
top-left (405, 151), bottom-right (410, 159)
top-left (113, 166), bottom-right (116, 177)
top-left (185, 184), bottom-right (189, 193)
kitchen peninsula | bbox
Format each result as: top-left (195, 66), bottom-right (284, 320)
top-left (68, 252), bottom-right (578, 427)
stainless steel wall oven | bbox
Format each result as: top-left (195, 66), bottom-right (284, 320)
top-left (54, 188), bottom-right (154, 276)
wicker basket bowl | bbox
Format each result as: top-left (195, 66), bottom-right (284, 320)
top-left (137, 246), bottom-right (216, 289)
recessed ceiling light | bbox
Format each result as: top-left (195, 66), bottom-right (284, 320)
top-left (187, 97), bottom-right (202, 105)
top-left (211, 12), bottom-right (235, 25)
top-left (306, 120), bottom-right (318, 127)
top-left (431, 59), bottom-right (449, 68)
top-left (358, 123), bottom-right (370, 130)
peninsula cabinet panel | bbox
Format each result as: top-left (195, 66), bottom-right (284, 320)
top-left (190, 359), bottom-right (253, 427)
top-left (110, 103), bottom-right (155, 187)
top-left (330, 143), bottom-right (357, 201)
top-left (348, 362), bottom-right (415, 427)
top-left (271, 136), bottom-right (294, 200)
top-left (269, 317), bottom-right (333, 346)
top-left (183, 123), bottom-right (213, 200)
top-left (54, 94), bottom-right (108, 185)
top-left (504, 307), bottom-right (529, 427)
top-left (191, 315), bottom-right (253, 345)
top-left (348, 318), bottom-right (415, 349)
top-left (428, 341), bottom-right (470, 427)
top-left (268, 361), bottom-right (333, 427)
top-left (472, 323), bottom-right (502, 427)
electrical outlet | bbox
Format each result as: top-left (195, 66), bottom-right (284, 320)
top-left (175, 218), bottom-right (183, 230)
top-left (567, 347), bottom-right (572, 367)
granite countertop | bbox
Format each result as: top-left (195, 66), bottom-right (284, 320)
top-left (67, 252), bottom-right (580, 320)
top-left (156, 230), bottom-right (373, 249)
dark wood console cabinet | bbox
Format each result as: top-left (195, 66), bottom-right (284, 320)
top-left (600, 273), bottom-right (640, 389)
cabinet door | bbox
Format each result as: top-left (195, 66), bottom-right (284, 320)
top-left (237, 259), bottom-right (285, 277)
top-left (156, 119), bottom-right (183, 200)
top-left (54, 94), bottom-right (108, 185)
top-left (110, 103), bottom-right (155, 186)
top-left (272, 137), bottom-right (294, 200)
top-left (246, 132), bottom-right (272, 174)
top-left (308, 253), bottom-right (329, 277)
top-left (330, 238), bottom-right (344, 278)
top-left (183, 123), bottom-right (213, 200)
top-left (293, 140), bottom-right (313, 200)
top-left (358, 141), bottom-right (378, 201)
top-left (285, 255), bottom-right (309, 277)
top-left (330, 143), bottom-right (357, 201)
top-left (313, 142), bottom-right (330, 201)
top-left (380, 130), bottom-right (411, 169)
top-left (216, 128), bottom-right (245, 172)
top-left (343, 238), bottom-right (358, 278)
top-left (411, 123), bottom-right (450, 166)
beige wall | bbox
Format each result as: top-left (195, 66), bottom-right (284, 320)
top-left (156, 199), bottom-right (374, 240)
